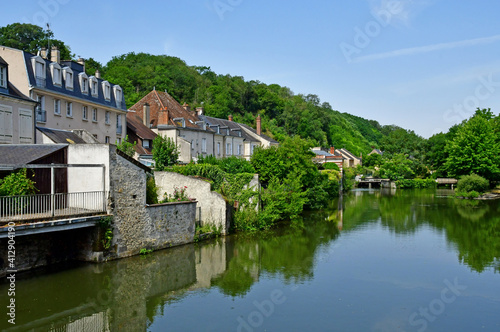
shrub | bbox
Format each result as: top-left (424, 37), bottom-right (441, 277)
top-left (323, 162), bottom-right (340, 171)
top-left (0, 169), bottom-right (37, 196)
top-left (116, 135), bottom-right (136, 157)
top-left (146, 175), bottom-right (159, 204)
top-left (457, 174), bottom-right (489, 194)
top-left (396, 178), bottom-right (437, 189)
top-left (160, 186), bottom-right (191, 203)
top-left (152, 135), bottom-right (179, 170)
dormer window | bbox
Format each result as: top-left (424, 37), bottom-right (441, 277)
top-left (79, 72), bottom-right (88, 94)
top-left (89, 76), bottom-right (98, 97)
top-left (102, 81), bottom-right (111, 101)
top-left (0, 65), bottom-right (6, 88)
top-left (50, 62), bottom-right (62, 86)
top-left (113, 85), bottom-right (122, 108)
top-left (31, 56), bottom-right (46, 87)
top-left (173, 117), bottom-right (186, 127)
top-left (62, 67), bottom-right (73, 90)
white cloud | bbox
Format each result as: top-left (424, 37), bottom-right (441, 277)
top-left (354, 34), bottom-right (500, 63)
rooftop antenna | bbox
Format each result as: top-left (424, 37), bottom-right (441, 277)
top-left (46, 23), bottom-right (51, 57)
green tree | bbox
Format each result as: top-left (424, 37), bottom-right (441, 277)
top-left (445, 109), bottom-right (500, 180)
top-left (0, 169), bottom-right (37, 196)
top-left (377, 153), bottom-right (415, 180)
top-left (0, 23), bottom-right (72, 59)
top-left (116, 135), bottom-right (136, 157)
top-left (152, 135), bottom-right (179, 170)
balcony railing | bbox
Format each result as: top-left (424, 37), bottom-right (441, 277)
top-left (36, 108), bottom-right (46, 123)
top-left (0, 191), bottom-right (107, 223)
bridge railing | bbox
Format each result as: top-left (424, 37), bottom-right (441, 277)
top-left (0, 191), bottom-right (107, 223)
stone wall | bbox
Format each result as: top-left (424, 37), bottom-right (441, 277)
top-left (154, 171), bottom-right (231, 234)
top-left (109, 148), bottom-right (196, 258)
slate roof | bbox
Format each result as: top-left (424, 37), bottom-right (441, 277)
top-left (338, 148), bottom-right (361, 160)
top-left (239, 123), bottom-right (279, 144)
top-left (198, 115), bottom-right (258, 141)
top-left (37, 127), bottom-right (87, 144)
top-left (23, 51), bottom-right (126, 111)
top-left (0, 144), bottom-right (67, 165)
top-left (312, 149), bottom-right (343, 158)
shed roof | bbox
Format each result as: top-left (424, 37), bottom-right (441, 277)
top-left (0, 144), bottom-right (68, 165)
top-left (37, 127), bottom-right (87, 144)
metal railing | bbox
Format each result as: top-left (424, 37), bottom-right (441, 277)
top-left (0, 191), bottom-right (107, 222)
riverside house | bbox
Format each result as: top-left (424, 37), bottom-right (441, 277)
top-left (0, 45), bottom-right (127, 144)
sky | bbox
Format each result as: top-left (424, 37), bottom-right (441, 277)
top-left (2, 0), bottom-right (500, 138)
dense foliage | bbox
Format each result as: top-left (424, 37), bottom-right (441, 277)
top-left (116, 135), bottom-right (136, 157)
top-left (152, 135), bottom-right (179, 170)
top-left (0, 169), bottom-right (37, 196)
top-left (456, 174), bottom-right (489, 194)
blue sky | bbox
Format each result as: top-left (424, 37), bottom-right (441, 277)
top-left (2, 0), bottom-right (500, 138)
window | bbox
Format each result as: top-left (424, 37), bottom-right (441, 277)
top-left (217, 142), bottom-right (221, 155)
top-left (79, 73), bottom-right (88, 94)
top-left (66, 102), bottom-right (72, 117)
top-left (36, 95), bottom-right (46, 122)
top-left (105, 111), bottom-right (110, 124)
top-left (142, 140), bottom-right (150, 148)
top-left (19, 109), bottom-right (33, 143)
top-left (90, 76), bottom-right (98, 97)
top-left (63, 67), bottom-right (73, 90)
top-left (54, 99), bottom-right (61, 115)
top-left (116, 114), bottom-right (122, 134)
top-left (31, 56), bottom-right (46, 87)
top-left (202, 138), bottom-right (207, 153)
top-left (50, 63), bottom-right (62, 86)
top-left (226, 142), bottom-right (232, 155)
top-left (0, 65), bottom-right (6, 88)
top-left (105, 136), bottom-right (110, 144)
top-left (191, 139), bottom-right (194, 150)
top-left (92, 108), bottom-right (98, 122)
top-left (102, 81), bottom-right (111, 100)
top-left (116, 138), bottom-right (121, 145)
top-left (251, 144), bottom-right (257, 155)
top-left (82, 106), bottom-right (88, 120)
top-left (0, 106), bottom-right (13, 143)
top-left (237, 144), bottom-right (242, 155)
top-left (113, 85), bottom-right (122, 108)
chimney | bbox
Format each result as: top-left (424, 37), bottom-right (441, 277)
top-left (95, 70), bottom-right (101, 79)
top-left (77, 57), bottom-right (85, 72)
top-left (256, 114), bottom-right (261, 136)
top-left (158, 109), bottom-right (169, 125)
top-left (40, 47), bottom-right (48, 59)
top-left (196, 107), bottom-right (204, 116)
top-left (330, 146), bottom-right (335, 155)
top-left (50, 46), bottom-right (60, 63)
top-left (182, 103), bottom-right (191, 112)
top-left (143, 103), bottom-right (150, 127)
top-left (228, 114), bottom-right (233, 121)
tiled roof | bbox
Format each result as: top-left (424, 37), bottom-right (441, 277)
top-left (312, 149), bottom-right (343, 158)
top-left (127, 113), bottom-right (157, 140)
top-left (23, 51), bottom-right (126, 111)
top-left (129, 90), bottom-right (202, 129)
top-left (0, 144), bottom-right (67, 165)
top-left (37, 127), bottom-right (87, 144)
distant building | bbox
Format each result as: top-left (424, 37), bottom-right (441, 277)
top-left (126, 105), bottom-right (157, 166)
top-left (311, 147), bottom-right (344, 169)
top-left (368, 148), bottom-right (383, 156)
top-left (0, 45), bottom-right (127, 144)
top-left (338, 148), bottom-right (362, 168)
top-left (0, 56), bottom-right (38, 144)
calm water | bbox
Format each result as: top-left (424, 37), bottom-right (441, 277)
top-left (1, 189), bottom-right (499, 331)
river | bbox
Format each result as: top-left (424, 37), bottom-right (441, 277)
top-left (1, 189), bottom-right (499, 331)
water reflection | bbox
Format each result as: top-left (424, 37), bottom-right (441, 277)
top-left (1, 189), bottom-right (498, 331)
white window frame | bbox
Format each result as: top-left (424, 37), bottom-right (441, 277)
top-left (92, 108), bottom-right (98, 122)
top-left (116, 114), bottom-right (122, 135)
top-left (0, 105), bottom-right (13, 143)
top-left (202, 138), bottom-right (207, 153)
top-left (54, 99), bottom-right (61, 115)
top-left (66, 101), bottom-right (73, 117)
top-left (0, 65), bottom-right (7, 88)
top-left (105, 111), bottom-right (110, 124)
top-left (142, 140), bottom-right (150, 148)
top-left (102, 81), bottom-right (111, 101)
top-left (226, 142), bottom-right (232, 156)
top-left (217, 142), bottom-right (221, 156)
top-left (90, 76), bottom-right (98, 97)
top-left (105, 136), bottom-right (110, 144)
top-left (50, 62), bottom-right (62, 86)
top-left (79, 72), bottom-right (89, 94)
top-left (31, 56), bottom-right (46, 83)
top-left (82, 105), bottom-right (88, 120)
top-left (113, 85), bottom-right (122, 108)
top-left (237, 144), bottom-right (242, 156)
top-left (63, 67), bottom-right (73, 90)
top-left (19, 108), bottom-right (33, 143)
